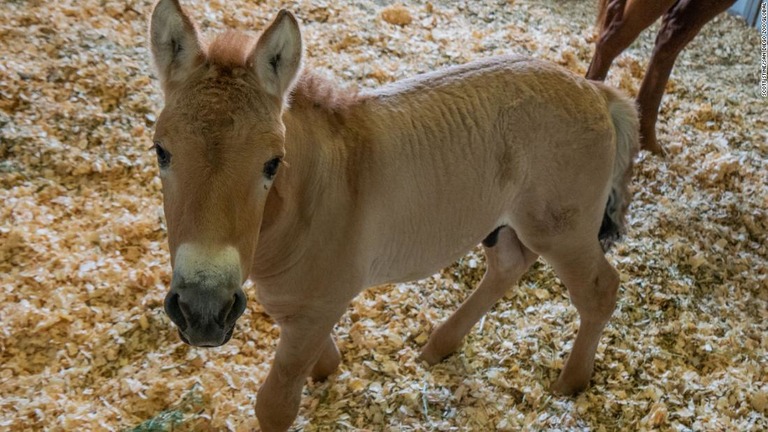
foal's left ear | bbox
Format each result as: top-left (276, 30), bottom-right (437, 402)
top-left (248, 10), bottom-right (303, 102)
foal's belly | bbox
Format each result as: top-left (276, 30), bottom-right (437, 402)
top-left (363, 202), bottom-right (507, 287)
top-left (371, 238), bottom-right (483, 286)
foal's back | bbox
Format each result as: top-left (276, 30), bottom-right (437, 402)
top-left (352, 55), bottom-right (617, 285)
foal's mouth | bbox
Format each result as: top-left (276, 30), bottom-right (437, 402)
top-left (177, 326), bottom-right (235, 348)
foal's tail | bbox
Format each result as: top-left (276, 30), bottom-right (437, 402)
top-left (594, 82), bottom-right (640, 251)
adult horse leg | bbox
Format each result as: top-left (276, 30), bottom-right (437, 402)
top-left (255, 307), bottom-right (345, 432)
top-left (421, 226), bottom-right (538, 364)
top-left (636, 0), bottom-right (735, 153)
top-left (586, 0), bottom-right (676, 81)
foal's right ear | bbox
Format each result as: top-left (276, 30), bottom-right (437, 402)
top-left (149, 0), bottom-right (203, 92)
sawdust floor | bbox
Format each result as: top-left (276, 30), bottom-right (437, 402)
top-left (1, 0), bottom-right (766, 430)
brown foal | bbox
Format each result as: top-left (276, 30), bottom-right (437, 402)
top-left (148, 1), bottom-right (640, 430)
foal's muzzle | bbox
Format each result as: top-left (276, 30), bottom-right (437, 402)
top-left (164, 282), bottom-right (247, 347)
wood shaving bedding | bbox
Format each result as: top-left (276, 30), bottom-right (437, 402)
top-left (1, 0), bottom-right (765, 430)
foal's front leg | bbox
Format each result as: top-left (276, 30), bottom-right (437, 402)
top-left (311, 334), bottom-right (341, 381)
top-left (255, 310), bottom-right (344, 432)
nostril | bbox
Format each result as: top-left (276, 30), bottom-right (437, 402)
top-left (216, 295), bottom-right (235, 327)
top-left (223, 290), bottom-right (247, 327)
top-left (164, 292), bottom-right (188, 331)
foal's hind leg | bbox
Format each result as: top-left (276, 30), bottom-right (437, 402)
top-left (421, 226), bottom-right (538, 364)
top-left (532, 238), bottom-right (620, 395)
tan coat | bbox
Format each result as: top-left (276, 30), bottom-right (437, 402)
top-left (149, 2), bottom-right (639, 430)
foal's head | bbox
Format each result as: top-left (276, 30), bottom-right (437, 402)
top-left (149, 0), bottom-right (302, 346)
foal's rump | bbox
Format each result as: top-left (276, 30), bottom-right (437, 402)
top-left (501, 61), bottom-right (639, 252)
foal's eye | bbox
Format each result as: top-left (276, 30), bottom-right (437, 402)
top-left (152, 142), bottom-right (171, 168)
top-left (263, 157), bottom-right (281, 180)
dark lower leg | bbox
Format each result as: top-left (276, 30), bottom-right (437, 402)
top-left (637, 54), bottom-right (676, 153)
top-left (587, 0), bottom-right (675, 80)
top-left (636, 0), bottom-right (735, 153)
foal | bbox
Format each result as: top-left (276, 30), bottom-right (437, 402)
top-left (587, 0), bottom-right (736, 153)
top-left (149, 1), bottom-right (639, 430)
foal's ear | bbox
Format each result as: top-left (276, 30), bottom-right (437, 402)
top-left (149, 0), bottom-right (203, 91)
top-left (248, 10), bottom-right (303, 102)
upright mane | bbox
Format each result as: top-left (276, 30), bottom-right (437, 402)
top-left (207, 31), bottom-right (360, 111)
top-left (290, 72), bottom-right (361, 112)
top-left (207, 31), bottom-right (255, 69)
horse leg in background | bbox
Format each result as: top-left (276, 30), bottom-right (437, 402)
top-left (586, 0), bottom-right (676, 81)
top-left (421, 226), bottom-right (538, 364)
top-left (637, 0), bottom-right (736, 153)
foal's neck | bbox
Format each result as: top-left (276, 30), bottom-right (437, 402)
top-left (281, 71), bottom-right (366, 188)
top-left (252, 72), bottom-right (366, 280)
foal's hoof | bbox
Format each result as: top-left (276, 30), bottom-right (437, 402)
top-left (550, 377), bottom-right (589, 396)
top-left (420, 326), bottom-right (462, 365)
top-left (419, 339), bottom-right (457, 365)
top-left (419, 346), bottom-right (446, 366)
top-left (310, 371), bottom-right (331, 383)
top-left (310, 353), bottom-right (341, 382)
